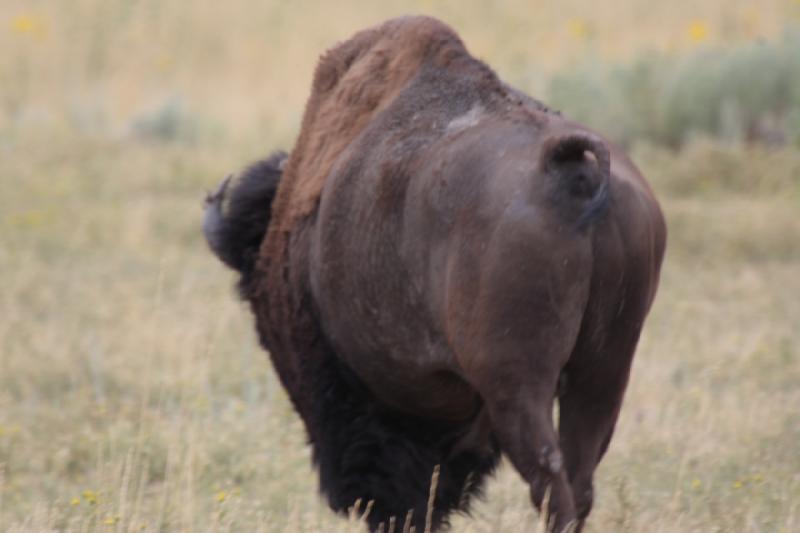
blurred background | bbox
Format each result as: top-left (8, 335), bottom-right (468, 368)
top-left (1, 1), bottom-right (798, 531)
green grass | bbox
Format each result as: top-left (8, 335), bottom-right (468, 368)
top-left (1, 1), bottom-right (799, 531)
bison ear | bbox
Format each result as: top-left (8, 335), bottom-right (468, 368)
top-left (541, 132), bottom-right (610, 178)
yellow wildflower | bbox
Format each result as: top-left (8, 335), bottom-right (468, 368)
top-left (155, 53), bottom-right (173, 72)
top-left (194, 395), bottom-right (209, 411)
top-left (215, 490), bottom-right (226, 503)
top-left (10, 14), bottom-right (47, 40)
top-left (687, 21), bottom-right (709, 43)
top-left (0, 423), bottom-right (22, 436)
top-left (82, 489), bottom-right (98, 505)
top-left (732, 480), bottom-right (743, 489)
top-left (691, 478), bottom-right (701, 489)
top-left (103, 515), bottom-right (118, 526)
top-left (12, 15), bottom-right (34, 33)
top-left (8, 210), bottom-right (46, 228)
top-left (70, 497), bottom-right (81, 506)
top-left (567, 18), bottom-right (588, 40)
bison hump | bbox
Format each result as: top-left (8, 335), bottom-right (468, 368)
top-left (269, 16), bottom-right (490, 228)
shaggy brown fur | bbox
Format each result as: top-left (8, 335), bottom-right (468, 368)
top-left (205, 15), bottom-right (666, 533)
top-left (273, 17), bottom-right (497, 220)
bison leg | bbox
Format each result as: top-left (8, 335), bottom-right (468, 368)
top-left (464, 296), bottom-right (583, 530)
top-left (557, 369), bottom-right (627, 532)
top-left (558, 299), bottom-right (650, 531)
top-left (450, 201), bottom-right (594, 530)
top-left (477, 364), bottom-right (577, 532)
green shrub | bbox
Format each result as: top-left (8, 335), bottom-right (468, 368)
top-left (128, 96), bottom-right (223, 144)
top-left (545, 29), bottom-right (800, 148)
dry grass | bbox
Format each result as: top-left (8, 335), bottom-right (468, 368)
top-left (1, 1), bottom-right (799, 531)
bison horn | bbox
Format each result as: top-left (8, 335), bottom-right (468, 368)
top-left (202, 174), bottom-right (233, 264)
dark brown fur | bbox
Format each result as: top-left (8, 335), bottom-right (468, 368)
top-left (204, 16), bottom-right (666, 532)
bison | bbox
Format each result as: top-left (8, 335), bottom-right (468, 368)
top-left (204, 16), bottom-right (666, 533)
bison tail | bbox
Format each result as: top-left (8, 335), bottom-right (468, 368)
top-left (203, 151), bottom-right (287, 297)
top-left (310, 347), bottom-right (500, 532)
top-left (541, 131), bottom-right (611, 231)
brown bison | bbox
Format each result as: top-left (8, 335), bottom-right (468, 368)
top-left (204, 16), bottom-right (666, 532)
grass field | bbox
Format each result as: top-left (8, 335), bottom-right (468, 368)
top-left (2, 1), bottom-right (799, 531)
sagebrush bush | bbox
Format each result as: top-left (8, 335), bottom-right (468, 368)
top-left (546, 29), bottom-right (800, 148)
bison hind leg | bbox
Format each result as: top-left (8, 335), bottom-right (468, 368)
top-left (310, 352), bottom-right (500, 532)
